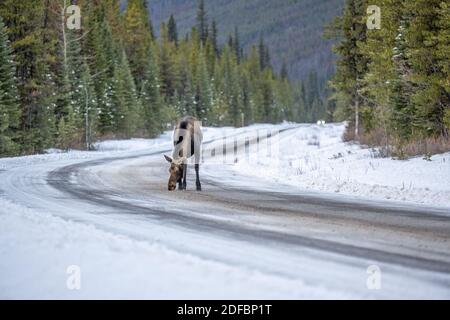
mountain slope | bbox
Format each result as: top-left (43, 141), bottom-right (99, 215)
top-left (148, 0), bottom-right (344, 80)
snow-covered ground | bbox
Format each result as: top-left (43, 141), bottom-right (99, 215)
top-left (2, 198), bottom-right (347, 299)
top-left (219, 123), bottom-right (450, 209)
top-left (1, 122), bottom-right (449, 299)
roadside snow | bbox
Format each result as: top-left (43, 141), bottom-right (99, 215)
top-left (93, 135), bottom-right (171, 152)
top-left (226, 123), bottom-right (450, 209)
top-left (0, 198), bottom-right (344, 299)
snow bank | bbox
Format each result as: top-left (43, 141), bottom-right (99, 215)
top-left (227, 123), bottom-right (450, 209)
top-left (94, 135), bottom-right (171, 152)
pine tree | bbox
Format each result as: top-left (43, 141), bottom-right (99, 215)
top-left (389, 16), bottom-right (416, 140)
top-left (158, 22), bottom-right (176, 99)
top-left (85, 4), bottom-right (116, 135)
top-left (210, 20), bottom-right (219, 56)
top-left (294, 81), bottom-right (307, 122)
top-left (240, 70), bottom-right (253, 126)
top-left (280, 61), bottom-right (289, 81)
top-left (404, 0), bottom-right (449, 137)
top-left (79, 58), bottom-right (98, 150)
top-left (112, 48), bottom-right (143, 137)
top-left (197, 0), bottom-right (208, 44)
top-left (0, 0), bottom-right (57, 153)
top-left (140, 47), bottom-right (163, 137)
top-left (260, 70), bottom-right (275, 123)
top-left (234, 26), bottom-right (241, 64)
top-left (326, 0), bottom-right (368, 138)
top-left (57, 18), bottom-right (89, 149)
top-left (195, 49), bottom-right (212, 123)
top-left (0, 16), bottom-right (20, 155)
top-left (436, 1), bottom-right (450, 134)
top-left (220, 46), bottom-right (241, 126)
top-left (122, 0), bottom-right (155, 88)
top-left (258, 35), bottom-right (266, 71)
top-left (167, 14), bottom-right (178, 46)
top-left (358, 0), bottom-right (403, 136)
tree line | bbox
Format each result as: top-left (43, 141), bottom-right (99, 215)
top-left (0, 0), bottom-right (331, 157)
top-left (326, 0), bottom-right (449, 157)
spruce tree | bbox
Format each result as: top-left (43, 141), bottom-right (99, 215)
top-left (234, 26), bottom-right (241, 64)
top-left (167, 14), bottom-right (178, 46)
top-left (140, 48), bottom-right (163, 137)
top-left (0, 16), bottom-right (20, 155)
top-left (158, 22), bottom-right (176, 99)
top-left (122, 0), bottom-right (155, 88)
top-left (258, 35), bottom-right (266, 71)
top-left (0, 0), bottom-right (57, 153)
top-left (210, 20), bottom-right (219, 56)
top-left (195, 49), bottom-right (212, 123)
top-left (327, 0), bottom-right (368, 138)
top-left (436, 1), bottom-right (450, 134)
top-left (197, 0), bottom-right (208, 44)
top-left (112, 48), bottom-right (143, 137)
top-left (404, 0), bottom-right (449, 137)
top-left (85, 4), bottom-right (116, 136)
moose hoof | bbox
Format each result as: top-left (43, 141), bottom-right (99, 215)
top-left (196, 185), bottom-right (202, 191)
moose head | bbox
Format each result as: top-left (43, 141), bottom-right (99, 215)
top-left (164, 155), bottom-right (186, 191)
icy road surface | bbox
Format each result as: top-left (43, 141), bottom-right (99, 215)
top-left (1, 123), bottom-right (450, 299)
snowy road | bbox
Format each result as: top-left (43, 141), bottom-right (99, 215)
top-left (1, 124), bottom-right (450, 299)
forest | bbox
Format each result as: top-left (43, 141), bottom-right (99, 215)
top-left (148, 0), bottom-right (343, 80)
top-left (0, 0), bottom-right (332, 157)
top-left (326, 0), bottom-right (450, 157)
top-left (1, 0), bottom-right (448, 159)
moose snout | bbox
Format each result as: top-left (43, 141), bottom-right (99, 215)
top-left (168, 183), bottom-right (177, 191)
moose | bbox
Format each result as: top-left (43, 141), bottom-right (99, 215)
top-left (164, 117), bottom-right (203, 191)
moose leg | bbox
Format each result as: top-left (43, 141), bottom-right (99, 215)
top-left (182, 164), bottom-right (187, 190)
top-left (195, 164), bottom-right (201, 191)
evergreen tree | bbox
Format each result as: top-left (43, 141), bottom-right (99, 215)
top-left (0, 0), bottom-right (57, 153)
top-left (0, 16), bottom-right (20, 155)
top-left (210, 20), bottom-right (219, 56)
top-left (234, 26), bottom-right (241, 64)
top-left (280, 61), bottom-right (289, 81)
top-left (258, 35), bottom-right (266, 71)
top-left (167, 14), bottom-right (178, 45)
top-left (195, 49), bottom-right (212, 123)
top-left (404, 0), bottom-right (449, 137)
top-left (112, 48), bottom-right (143, 137)
top-left (389, 17), bottom-right (416, 140)
top-left (122, 0), bottom-right (155, 88)
top-left (140, 48), bottom-right (163, 137)
top-left (220, 46), bottom-right (241, 126)
top-left (158, 22), bottom-right (176, 99)
top-left (294, 81), bottom-right (307, 122)
top-left (85, 4), bottom-right (116, 135)
top-left (436, 1), bottom-right (450, 134)
top-left (326, 0), bottom-right (368, 138)
top-left (197, 0), bottom-right (208, 44)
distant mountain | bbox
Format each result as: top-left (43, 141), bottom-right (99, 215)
top-left (147, 0), bottom-right (344, 80)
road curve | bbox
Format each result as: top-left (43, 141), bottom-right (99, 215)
top-left (48, 152), bottom-right (450, 275)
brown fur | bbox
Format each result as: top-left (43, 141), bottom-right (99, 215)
top-left (165, 117), bottom-right (203, 191)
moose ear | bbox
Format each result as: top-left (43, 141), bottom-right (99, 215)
top-left (164, 155), bottom-right (173, 163)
